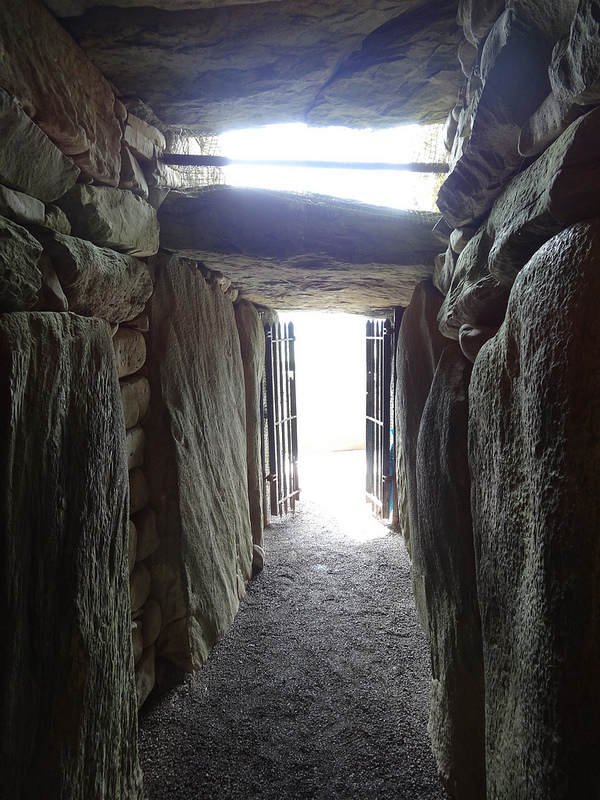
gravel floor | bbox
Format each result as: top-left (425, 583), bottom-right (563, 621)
top-left (139, 451), bottom-right (448, 800)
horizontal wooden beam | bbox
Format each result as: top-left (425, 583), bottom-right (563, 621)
top-left (161, 153), bottom-right (449, 173)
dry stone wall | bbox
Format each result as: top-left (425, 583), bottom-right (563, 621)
top-left (397, 2), bottom-right (600, 798)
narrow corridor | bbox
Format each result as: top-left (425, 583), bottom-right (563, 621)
top-left (139, 451), bottom-right (447, 800)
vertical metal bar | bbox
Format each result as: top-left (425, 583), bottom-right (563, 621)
top-left (382, 319), bottom-right (392, 520)
top-left (265, 324), bottom-right (278, 517)
top-left (288, 321), bottom-right (299, 513)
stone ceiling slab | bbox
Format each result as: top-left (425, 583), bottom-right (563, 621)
top-left (158, 186), bottom-right (440, 313)
top-left (59, 0), bottom-right (462, 132)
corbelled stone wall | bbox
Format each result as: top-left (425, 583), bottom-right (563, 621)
top-left (397, 1), bottom-right (600, 798)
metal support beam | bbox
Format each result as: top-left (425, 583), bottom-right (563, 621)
top-left (161, 154), bottom-right (449, 173)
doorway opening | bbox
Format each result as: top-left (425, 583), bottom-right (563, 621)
top-left (266, 311), bottom-right (395, 541)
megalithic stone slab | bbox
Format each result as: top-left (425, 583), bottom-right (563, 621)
top-left (458, 0), bottom-right (505, 44)
top-left (56, 184), bottom-right (160, 258)
top-left (469, 220), bottom-right (600, 799)
top-left (144, 253), bottom-right (253, 671)
top-left (394, 280), bottom-right (449, 557)
top-left (438, 2), bottom-right (578, 228)
top-left (235, 299), bottom-right (266, 552)
top-left (0, 215), bottom-right (44, 312)
top-left (0, 311), bottom-right (142, 800)
top-left (551, 0), bottom-right (600, 105)
top-left (414, 344), bottom-right (485, 800)
top-left (0, 185), bottom-right (45, 227)
top-left (0, 89), bottom-right (80, 203)
top-left (31, 228), bottom-right (153, 324)
top-left (0, 0), bottom-right (122, 185)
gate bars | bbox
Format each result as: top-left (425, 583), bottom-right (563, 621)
top-left (264, 322), bottom-right (300, 517)
top-left (366, 318), bottom-right (393, 520)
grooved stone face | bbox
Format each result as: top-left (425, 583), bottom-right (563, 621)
top-left (469, 220), bottom-right (600, 799)
top-left (0, 311), bottom-right (141, 800)
top-left (0, 215), bottom-right (44, 312)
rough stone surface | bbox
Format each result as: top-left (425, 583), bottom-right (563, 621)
top-left (126, 425), bottom-right (145, 469)
top-left (62, 0), bottom-right (462, 132)
top-left (0, 89), bottom-right (80, 203)
top-left (0, 185), bottom-right (45, 227)
top-left (56, 185), bottom-right (159, 258)
top-left (0, 311), bottom-right (142, 800)
top-left (438, 2), bottom-right (578, 227)
top-left (469, 220), bottom-right (600, 799)
top-left (31, 229), bottom-right (153, 324)
top-left (132, 620), bottom-right (143, 664)
top-left (145, 253), bottom-right (253, 671)
top-left (518, 91), bottom-right (584, 157)
top-left (159, 187), bottom-right (440, 315)
top-left (48, 0), bottom-right (281, 13)
top-left (234, 299), bottom-right (265, 549)
top-left (140, 597), bottom-right (162, 649)
top-left (437, 227), bottom-right (509, 340)
top-left (129, 466), bottom-right (150, 514)
top-left (130, 562), bottom-right (152, 614)
top-left (395, 280), bottom-right (449, 554)
top-left (487, 106), bottom-right (600, 286)
top-left (133, 507), bottom-right (160, 563)
top-left (120, 146), bottom-right (150, 200)
top-left (113, 327), bottom-right (147, 378)
top-left (129, 520), bottom-right (138, 575)
top-left (458, 0), bottom-right (505, 44)
top-left (0, 0), bottom-right (122, 185)
top-left (414, 344), bottom-right (485, 800)
top-left (135, 644), bottom-right (156, 709)
top-left (307, 2), bottom-right (463, 128)
top-left (551, 0), bottom-right (600, 105)
top-left (0, 216), bottom-right (44, 312)
top-left (120, 375), bottom-right (151, 429)
top-left (43, 204), bottom-right (72, 236)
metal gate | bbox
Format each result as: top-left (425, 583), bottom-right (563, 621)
top-left (366, 318), bottom-right (393, 520)
top-left (264, 321), bottom-right (300, 517)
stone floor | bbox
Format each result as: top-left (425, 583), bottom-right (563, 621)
top-left (138, 450), bottom-right (448, 800)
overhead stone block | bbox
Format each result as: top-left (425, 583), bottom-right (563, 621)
top-left (0, 311), bottom-right (142, 799)
top-left (469, 220), bottom-right (600, 798)
top-left (0, 89), bottom-right (80, 204)
top-left (144, 253), bottom-right (253, 671)
top-left (307, 3), bottom-right (463, 127)
top-left (0, 0), bottom-right (122, 185)
top-left (47, 0), bottom-right (282, 14)
top-left (61, 0), bottom-right (458, 132)
top-left (394, 280), bottom-right (449, 555)
top-left (415, 344), bottom-right (485, 800)
top-left (32, 228), bottom-right (153, 324)
top-left (458, 0), bottom-right (504, 44)
top-left (56, 185), bottom-right (160, 258)
top-left (159, 187), bottom-right (440, 315)
top-left (0, 215), bottom-right (44, 312)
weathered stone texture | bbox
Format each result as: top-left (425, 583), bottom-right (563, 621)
top-left (469, 220), bottom-right (600, 799)
top-left (307, 2), bottom-right (463, 128)
top-left (62, 0), bottom-right (462, 132)
top-left (235, 299), bottom-right (266, 551)
top-left (145, 254), bottom-right (253, 671)
top-left (120, 375), bottom-right (151, 429)
top-left (48, 0), bottom-right (281, 13)
top-left (31, 229), bottom-right (153, 324)
top-left (0, 311), bottom-right (141, 800)
top-left (395, 280), bottom-right (449, 554)
top-left (0, 89), bottom-right (80, 204)
top-left (0, 185), bottom-right (45, 227)
top-left (414, 344), bottom-right (485, 800)
top-left (0, 0), bottom-right (122, 185)
top-left (132, 507), bottom-right (160, 562)
top-left (551, 0), bottom-right (600, 105)
top-left (439, 1), bottom-right (579, 228)
top-left (113, 327), bottom-right (147, 378)
top-left (0, 216), bottom-right (44, 312)
top-left (56, 185), bottom-right (160, 258)
top-left (159, 187), bottom-right (440, 314)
